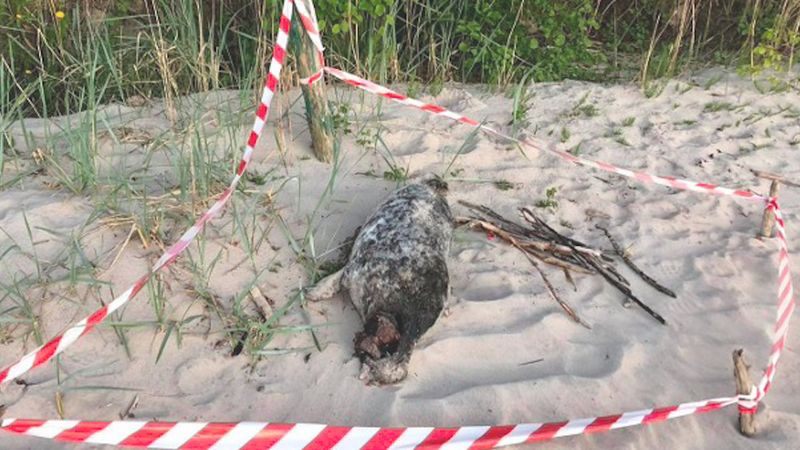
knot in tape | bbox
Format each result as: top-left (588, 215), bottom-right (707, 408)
top-left (737, 387), bottom-right (759, 415)
top-left (738, 404), bottom-right (758, 415)
top-left (299, 69), bottom-right (324, 86)
top-left (767, 197), bottom-right (779, 211)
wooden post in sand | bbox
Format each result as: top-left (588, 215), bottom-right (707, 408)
top-left (291, 0), bottom-right (334, 163)
top-left (732, 349), bottom-right (757, 437)
top-left (752, 169), bottom-right (799, 238)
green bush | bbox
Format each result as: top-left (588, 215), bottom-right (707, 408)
top-left (0, 0), bottom-right (798, 118)
top-left (453, 0), bottom-right (601, 82)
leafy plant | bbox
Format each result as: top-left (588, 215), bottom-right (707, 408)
top-left (330, 102), bottom-right (353, 135)
top-left (451, 0), bottom-right (601, 83)
top-left (560, 127), bottom-right (571, 143)
top-left (383, 166), bottom-right (408, 182)
top-left (535, 186), bottom-right (559, 210)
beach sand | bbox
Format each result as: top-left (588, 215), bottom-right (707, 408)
top-left (1, 68), bottom-right (799, 449)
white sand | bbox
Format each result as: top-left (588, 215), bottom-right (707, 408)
top-left (1, 68), bottom-right (799, 449)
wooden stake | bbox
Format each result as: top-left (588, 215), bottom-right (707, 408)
top-left (291, 0), bottom-right (334, 163)
top-left (760, 179), bottom-right (780, 238)
top-left (750, 169), bottom-right (797, 238)
top-left (733, 349), bottom-right (757, 437)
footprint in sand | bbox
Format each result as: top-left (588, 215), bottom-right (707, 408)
top-left (663, 282), bottom-right (726, 316)
top-left (452, 247), bottom-right (493, 264)
top-left (392, 134), bottom-right (428, 156)
top-left (431, 89), bottom-right (479, 112)
top-left (642, 199), bottom-right (685, 221)
top-left (176, 355), bottom-right (229, 399)
top-left (563, 343), bottom-right (625, 379)
top-left (694, 253), bottom-right (738, 278)
top-left (646, 220), bottom-right (691, 241)
top-left (652, 259), bottom-right (689, 281)
top-left (459, 272), bottom-right (514, 302)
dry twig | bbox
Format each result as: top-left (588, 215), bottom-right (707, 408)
top-left (456, 218), bottom-right (593, 275)
top-left (119, 394), bottom-right (140, 420)
top-left (596, 225), bottom-right (676, 298)
top-left (527, 255), bottom-right (591, 329)
top-left (456, 201), bottom-right (670, 326)
top-left (520, 207), bottom-right (667, 325)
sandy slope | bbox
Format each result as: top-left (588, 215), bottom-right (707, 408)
top-left (1, 68), bottom-right (799, 449)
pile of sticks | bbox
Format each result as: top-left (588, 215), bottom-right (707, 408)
top-left (456, 201), bottom-right (675, 327)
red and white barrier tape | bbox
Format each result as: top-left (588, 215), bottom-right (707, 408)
top-left (0, 396), bottom-right (740, 449)
top-left (0, 0), bottom-right (295, 386)
top-left (0, 0), bottom-right (795, 448)
top-left (294, 4), bottom-right (763, 204)
top-left (294, 0), bottom-right (326, 85)
top-left (321, 67), bottom-right (760, 202)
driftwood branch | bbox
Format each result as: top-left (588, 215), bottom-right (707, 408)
top-left (528, 256), bottom-right (592, 329)
top-left (460, 201), bottom-right (602, 254)
top-left (760, 180), bottom-right (780, 238)
top-left (520, 207), bottom-right (667, 325)
top-left (455, 212), bottom-right (591, 327)
top-left (456, 218), bottom-right (594, 275)
top-left (751, 169), bottom-right (797, 238)
top-left (750, 169), bottom-right (800, 188)
top-left (456, 201), bottom-right (671, 326)
top-left (596, 225), bottom-right (676, 298)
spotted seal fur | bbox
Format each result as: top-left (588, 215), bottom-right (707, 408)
top-left (309, 178), bottom-right (452, 385)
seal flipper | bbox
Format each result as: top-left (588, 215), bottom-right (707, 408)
top-left (306, 269), bottom-right (343, 302)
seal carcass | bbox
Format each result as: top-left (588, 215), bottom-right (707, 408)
top-left (312, 178), bottom-right (453, 385)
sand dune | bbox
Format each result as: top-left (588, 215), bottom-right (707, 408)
top-left (1, 67), bottom-right (798, 449)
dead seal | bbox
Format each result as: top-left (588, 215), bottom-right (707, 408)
top-left (309, 177), bottom-right (452, 385)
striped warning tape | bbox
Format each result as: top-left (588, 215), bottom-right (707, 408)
top-left (321, 66), bottom-right (760, 202)
top-left (0, 396), bottom-right (744, 449)
top-left (0, 0), bottom-right (795, 448)
top-left (294, 0), bottom-right (326, 85)
top-left (292, 4), bottom-right (763, 203)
